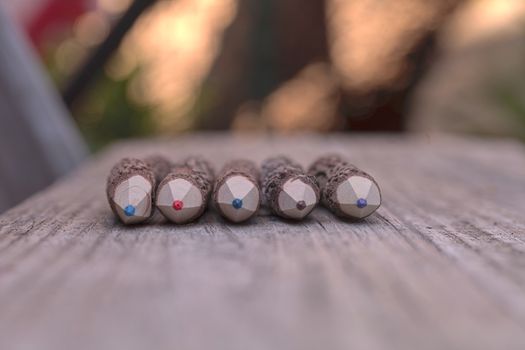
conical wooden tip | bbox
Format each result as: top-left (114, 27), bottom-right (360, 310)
top-left (336, 175), bottom-right (381, 219)
top-left (216, 175), bottom-right (260, 222)
top-left (156, 177), bottom-right (204, 224)
top-left (277, 178), bottom-right (318, 219)
top-left (111, 175), bottom-right (153, 224)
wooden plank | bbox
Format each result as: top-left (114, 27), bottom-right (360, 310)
top-left (0, 4), bottom-right (87, 213)
top-left (0, 134), bottom-right (524, 350)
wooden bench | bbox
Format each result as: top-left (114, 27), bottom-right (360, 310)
top-left (0, 134), bottom-right (524, 349)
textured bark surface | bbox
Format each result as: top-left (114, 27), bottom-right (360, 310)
top-left (212, 159), bottom-right (261, 217)
top-left (308, 153), bottom-right (347, 189)
top-left (309, 154), bottom-right (381, 218)
top-left (105, 157), bottom-right (155, 218)
top-left (216, 159), bottom-right (260, 185)
top-left (143, 155), bottom-right (172, 183)
top-left (260, 156), bottom-right (320, 218)
top-left (1, 134), bottom-right (525, 350)
top-left (183, 156), bottom-right (215, 187)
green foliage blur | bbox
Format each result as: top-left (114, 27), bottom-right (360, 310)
top-left (492, 83), bottom-right (525, 142)
top-left (72, 70), bottom-right (155, 151)
top-left (45, 46), bottom-right (154, 151)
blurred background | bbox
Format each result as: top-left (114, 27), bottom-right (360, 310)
top-left (1, 0), bottom-right (525, 212)
top-left (5, 0), bottom-right (525, 147)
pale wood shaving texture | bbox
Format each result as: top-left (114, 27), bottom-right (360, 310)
top-left (309, 154), bottom-right (381, 218)
top-left (105, 157), bottom-right (155, 217)
top-left (212, 159), bottom-right (261, 216)
top-left (261, 156), bottom-right (319, 217)
top-left (156, 157), bottom-right (215, 222)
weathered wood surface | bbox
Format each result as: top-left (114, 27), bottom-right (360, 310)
top-left (0, 134), bottom-right (524, 350)
top-left (0, 4), bottom-right (87, 213)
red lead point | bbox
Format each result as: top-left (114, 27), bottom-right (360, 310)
top-left (172, 200), bottom-right (184, 211)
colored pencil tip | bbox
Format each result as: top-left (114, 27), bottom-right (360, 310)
top-left (356, 198), bottom-right (368, 208)
top-left (217, 175), bottom-right (259, 223)
top-left (172, 200), bottom-right (184, 211)
top-left (232, 198), bottom-right (243, 209)
top-left (278, 178), bottom-right (318, 219)
top-left (157, 178), bottom-right (204, 224)
top-left (112, 175), bottom-right (153, 224)
top-left (124, 205), bottom-right (136, 217)
top-left (336, 176), bottom-right (381, 219)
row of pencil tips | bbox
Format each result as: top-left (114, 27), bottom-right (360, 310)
top-left (106, 155), bottom-right (382, 225)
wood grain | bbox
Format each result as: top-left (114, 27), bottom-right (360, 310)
top-left (0, 134), bottom-right (524, 350)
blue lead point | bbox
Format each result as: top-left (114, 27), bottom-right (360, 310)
top-left (124, 205), bottom-right (136, 217)
top-left (232, 198), bottom-right (243, 209)
top-left (356, 198), bottom-right (367, 209)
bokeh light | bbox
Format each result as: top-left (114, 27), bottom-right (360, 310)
top-left (118, 0), bottom-right (237, 132)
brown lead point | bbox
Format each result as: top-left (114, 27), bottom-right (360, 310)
top-left (309, 154), bottom-right (382, 220)
top-left (106, 157), bottom-right (157, 225)
top-left (213, 160), bottom-right (261, 223)
top-left (261, 156), bottom-right (319, 220)
top-left (156, 156), bottom-right (214, 224)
